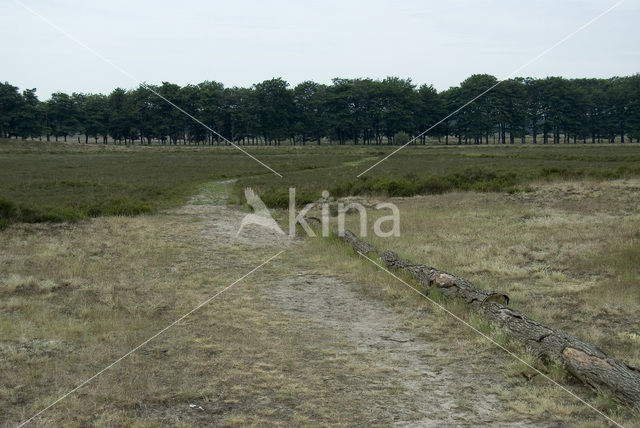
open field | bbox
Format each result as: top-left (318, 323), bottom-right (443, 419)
top-left (2, 138), bottom-right (640, 224)
top-left (231, 144), bottom-right (640, 207)
top-left (4, 0), bottom-right (640, 424)
top-left (1, 140), bottom-right (639, 426)
top-left (301, 178), bottom-right (640, 363)
top-left (1, 180), bottom-right (638, 426)
top-left (0, 139), bottom-right (366, 226)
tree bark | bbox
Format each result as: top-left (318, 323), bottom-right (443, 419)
top-left (338, 231), bottom-right (640, 409)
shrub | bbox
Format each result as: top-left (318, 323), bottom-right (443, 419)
top-left (416, 177), bottom-right (452, 194)
top-left (87, 198), bottom-right (153, 217)
top-left (0, 197), bottom-right (18, 221)
top-left (393, 131), bottom-right (410, 146)
top-left (257, 188), bottom-right (319, 209)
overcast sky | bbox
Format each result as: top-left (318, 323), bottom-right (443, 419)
top-left (2, 0), bottom-right (638, 100)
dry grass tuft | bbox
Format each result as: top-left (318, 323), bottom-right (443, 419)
top-left (300, 178), bottom-right (640, 426)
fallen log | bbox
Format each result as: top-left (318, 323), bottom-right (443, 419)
top-left (340, 230), bottom-right (377, 256)
top-left (340, 231), bottom-right (640, 409)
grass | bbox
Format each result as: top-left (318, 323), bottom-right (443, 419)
top-left (295, 230), bottom-right (637, 426)
top-left (1, 139), bottom-right (639, 425)
top-left (0, 138), bottom-right (364, 227)
top-left (295, 178), bottom-right (639, 423)
top-left (232, 143), bottom-right (640, 207)
top-left (4, 139), bottom-right (639, 228)
top-left (318, 179), bottom-right (639, 361)
top-left (0, 208), bottom-right (414, 426)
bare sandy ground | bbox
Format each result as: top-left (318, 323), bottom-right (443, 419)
top-left (2, 182), bottom-right (596, 426)
top-left (172, 186), bottom-right (552, 426)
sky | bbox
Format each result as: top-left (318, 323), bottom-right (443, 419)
top-left (1, 0), bottom-right (639, 100)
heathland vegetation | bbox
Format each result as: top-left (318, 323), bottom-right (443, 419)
top-left (231, 144), bottom-right (640, 208)
top-left (2, 140), bottom-right (640, 228)
top-left (1, 90), bottom-right (639, 424)
top-left (1, 74), bottom-right (639, 146)
top-left (2, 141), bottom-right (638, 425)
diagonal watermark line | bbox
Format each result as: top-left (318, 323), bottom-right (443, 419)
top-left (357, 0), bottom-right (626, 177)
top-left (16, 250), bottom-right (285, 428)
top-left (356, 251), bottom-right (624, 428)
top-left (13, 0), bottom-right (283, 178)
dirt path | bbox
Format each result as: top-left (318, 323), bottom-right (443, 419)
top-left (267, 275), bottom-right (509, 426)
top-left (176, 183), bottom-right (548, 426)
top-left (0, 182), bottom-right (568, 426)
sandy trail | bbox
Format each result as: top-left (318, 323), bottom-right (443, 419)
top-left (173, 184), bottom-right (548, 426)
top-left (0, 182), bottom-right (613, 426)
top-left (268, 275), bottom-right (510, 426)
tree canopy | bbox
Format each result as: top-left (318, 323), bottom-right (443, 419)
top-left (1, 74), bottom-right (639, 145)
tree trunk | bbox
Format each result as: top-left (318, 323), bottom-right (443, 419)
top-left (337, 231), bottom-right (640, 410)
top-left (532, 126), bottom-right (537, 144)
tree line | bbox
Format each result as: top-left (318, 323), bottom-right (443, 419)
top-left (1, 74), bottom-right (639, 145)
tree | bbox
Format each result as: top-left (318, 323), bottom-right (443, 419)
top-left (379, 77), bottom-right (417, 144)
top-left (493, 78), bottom-right (526, 144)
top-left (71, 93), bottom-right (87, 143)
top-left (47, 92), bottom-right (78, 141)
top-left (15, 88), bottom-right (41, 139)
top-left (349, 78), bottom-right (376, 145)
top-left (456, 74), bottom-right (498, 144)
top-left (128, 87), bottom-right (159, 144)
top-left (0, 82), bottom-right (23, 138)
top-left (439, 87), bottom-right (458, 144)
top-left (232, 87), bottom-right (257, 144)
top-left (198, 81), bottom-right (225, 144)
top-left (416, 84), bottom-right (445, 144)
top-left (609, 76), bottom-right (633, 143)
top-left (538, 77), bottom-right (572, 144)
top-left (326, 79), bottom-right (356, 145)
top-left (219, 86), bottom-right (254, 145)
top-left (525, 78), bottom-right (544, 144)
top-left (292, 81), bottom-right (328, 144)
top-left (252, 78), bottom-right (293, 145)
top-left (564, 81), bottom-right (589, 143)
top-left (179, 84), bottom-right (207, 144)
top-left (107, 88), bottom-right (136, 144)
top-left (1, 74), bottom-right (638, 146)
top-left (625, 74), bottom-right (640, 142)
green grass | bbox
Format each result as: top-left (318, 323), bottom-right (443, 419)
top-left (2, 139), bottom-right (640, 226)
top-left (2, 138), bottom-right (639, 425)
top-left (0, 139), bottom-right (362, 226)
top-left (298, 179), bottom-right (640, 424)
top-left (233, 144), bottom-right (640, 207)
